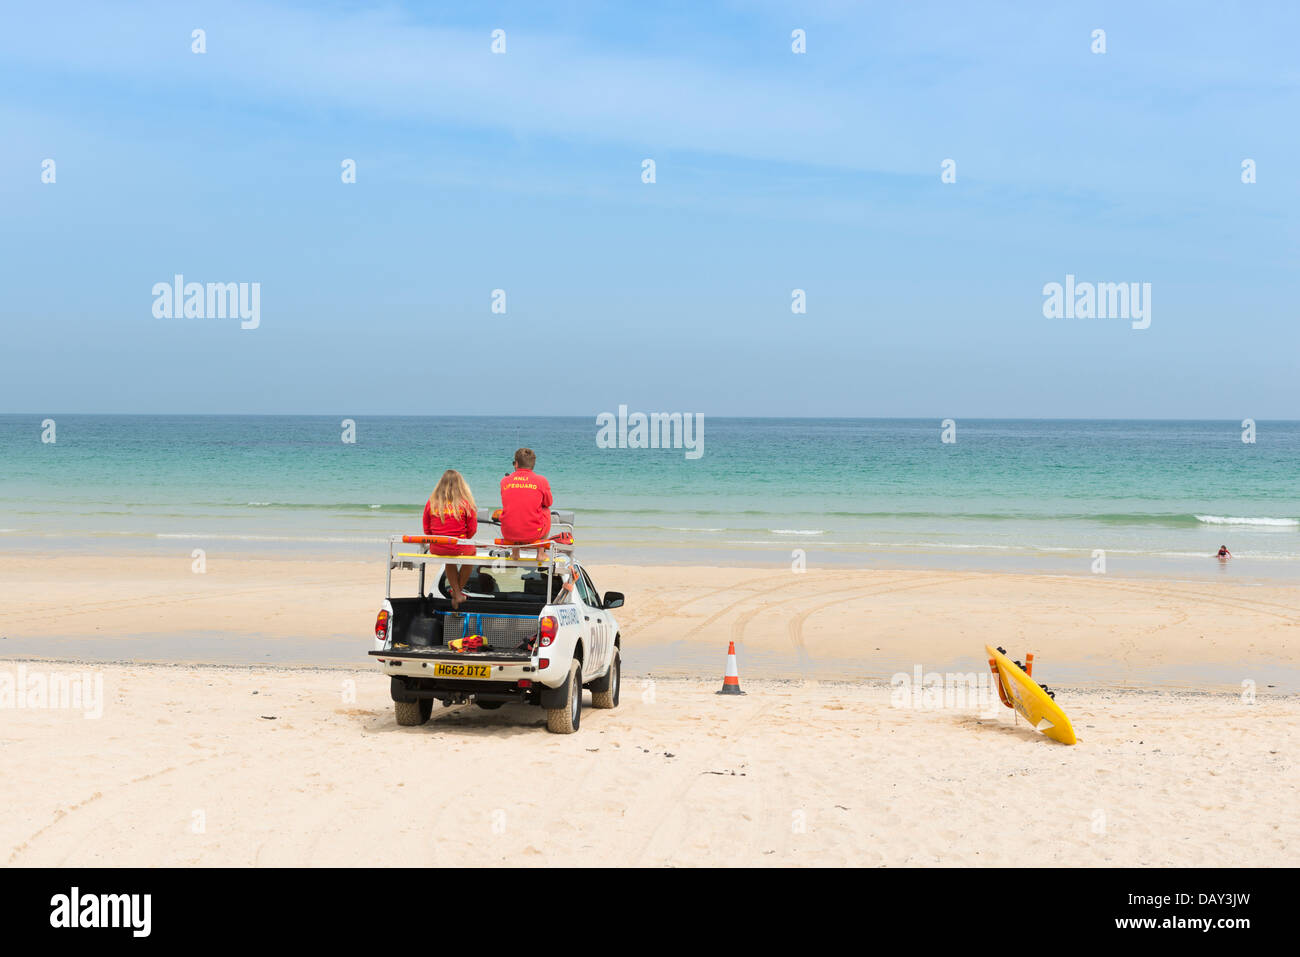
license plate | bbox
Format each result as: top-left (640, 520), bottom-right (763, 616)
top-left (433, 662), bottom-right (492, 680)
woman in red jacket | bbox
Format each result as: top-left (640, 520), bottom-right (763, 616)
top-left (423, 469), bottom-right (478, 608)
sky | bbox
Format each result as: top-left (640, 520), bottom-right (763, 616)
top-left (1, 0), bottom-right (1297, 418)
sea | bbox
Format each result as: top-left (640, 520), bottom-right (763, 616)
top-left (2, 415), bottom-right (1297, 582)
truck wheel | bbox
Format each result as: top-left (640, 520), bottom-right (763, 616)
top-left (475, 699), bottom-right (504, 710)
top-left (591, 650), bottom-right (620, 710)
top-left (545, 661), bottom-right (582, 734)
top-left (395, 697), bottom-right (432, 726)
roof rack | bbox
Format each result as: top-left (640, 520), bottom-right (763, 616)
top-left (385, 509), bottom-right (577, 595)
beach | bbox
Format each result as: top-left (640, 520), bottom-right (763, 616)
top-left (3, 555), bottom-right (1298, 867)
top-left (3, 555), bottom-right (1300, 686)
top-left (3, 415), bottom-right (1298, 866)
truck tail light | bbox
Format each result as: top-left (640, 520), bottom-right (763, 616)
top-left (538, 615), bottom-right (557, 647)
top-left (538, 659), bottom-right (549, 670)
top-left (517, 679), bottom-right (532, 688)
top-left (375, 609), bottom-right (390, 640)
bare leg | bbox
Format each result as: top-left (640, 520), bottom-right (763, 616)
top-left (447, 564), bottom-right (465, 608)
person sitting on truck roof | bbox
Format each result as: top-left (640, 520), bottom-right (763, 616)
top-left (423, 469), bottom-right (478, 609)
top-left (500, 448), bottom-right (553, 558)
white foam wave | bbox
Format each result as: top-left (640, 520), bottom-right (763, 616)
top-left (1195, 515), bottom-right (1298, 527)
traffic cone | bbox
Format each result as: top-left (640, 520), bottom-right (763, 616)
top-left (716, 641), bottom-right (746, 695)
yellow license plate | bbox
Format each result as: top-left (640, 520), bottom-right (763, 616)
top-left (433, 662), bottom-right (492, 680)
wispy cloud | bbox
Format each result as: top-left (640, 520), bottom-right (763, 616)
top-left (4, 0), bottom-right (1295, 197)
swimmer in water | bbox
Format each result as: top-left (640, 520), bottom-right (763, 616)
top-left (1216, 545), bottom-right (1231, 560)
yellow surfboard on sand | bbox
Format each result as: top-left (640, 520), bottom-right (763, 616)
top-left (985, 645), bottom-right (1077, 745)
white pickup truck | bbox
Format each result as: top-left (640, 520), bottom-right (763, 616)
top-left (370, 509), bottom-right (624, 733)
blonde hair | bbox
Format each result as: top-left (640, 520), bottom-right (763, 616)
top-left (429, 469), bottom-right (476, 518)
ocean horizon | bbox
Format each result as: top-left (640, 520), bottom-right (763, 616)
top-left (3, 414), bottom-right (1297, 580)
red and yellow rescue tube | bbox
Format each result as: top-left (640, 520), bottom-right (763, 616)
top-left (402, 534), bottom-right (464, 547)
top-left (989, 656), bottom-right (1014, 709)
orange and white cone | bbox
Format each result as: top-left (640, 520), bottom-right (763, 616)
top-left (716, 640), bottom-right (746, 695)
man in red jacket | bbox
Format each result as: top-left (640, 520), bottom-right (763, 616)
top-left (500, 448), bottom-right (553, 550)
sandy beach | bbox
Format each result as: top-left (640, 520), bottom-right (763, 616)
top-left (2, 667), bottom-right (1296, 867)
top-left (2, 554), bottom-right (1298, 866)
top-left (3, 554), bottom-right (1298, 686)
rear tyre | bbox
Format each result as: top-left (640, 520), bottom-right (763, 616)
top-left (395, 697), bottom-right (431, 726)
top-left (545, 661), bottom-right (582, 734)
top-left (475, 699), bottom-right (505, 711)
top-left (591, 650), bottom-right (620, 710)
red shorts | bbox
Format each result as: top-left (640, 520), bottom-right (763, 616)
top-left (429, 544), bottom-right (476, 557)
top-left (502, 522), bottom-right (551, 545)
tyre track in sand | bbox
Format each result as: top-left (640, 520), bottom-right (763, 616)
top-left (721, 574), bottom-right (978, 671)
top-left (1082, 578), bottom-right (1300, 626)
top-left (976, 571), bottom-right (1300, 627)
top-left (782, 575), bottom-right (976, 667)
top-left (5, 577), bottom-right (332, 629)
top-left (677, 573), bottom-right (862, 643)
top-left (623, 693), bottom-right (777, 866)
top-left (7, 756), bottom-right (216, 865)
top-left (623, 572), bottom-right (812, 642)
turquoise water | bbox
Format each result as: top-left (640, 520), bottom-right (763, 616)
top-left (1, 415), bottom-right (1297, 580)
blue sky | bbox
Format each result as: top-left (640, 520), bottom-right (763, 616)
top-left (1, 0), bottom-right (1297, 417)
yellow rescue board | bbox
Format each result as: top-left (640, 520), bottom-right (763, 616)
top-left (985, 645), bottom-right (1077, 745)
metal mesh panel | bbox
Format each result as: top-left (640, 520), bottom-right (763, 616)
top-left (442, 612), bottom-right (537, 650)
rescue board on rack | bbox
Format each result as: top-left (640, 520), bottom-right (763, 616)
top-left (985, 645), bottom-right (1077, 745)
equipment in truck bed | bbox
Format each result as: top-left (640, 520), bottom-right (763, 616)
top-left (371, 507), bottom-right (624, 734)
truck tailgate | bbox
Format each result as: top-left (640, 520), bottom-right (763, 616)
top-left (370, 648), bottom-right (531, 662)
